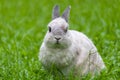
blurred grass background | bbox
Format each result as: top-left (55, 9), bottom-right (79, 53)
top-left (0, 0), bottom-right (120, 80)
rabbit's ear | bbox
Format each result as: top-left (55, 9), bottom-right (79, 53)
top-left (62, 6), bottom-right (71, 22)
top-left (52, 5), bottom-right (60, 19)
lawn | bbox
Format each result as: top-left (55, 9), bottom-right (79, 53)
top-left (0, 0), bottom-right (120, 80)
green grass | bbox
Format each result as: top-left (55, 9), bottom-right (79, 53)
top-left (0, 0), bottom-right (120, 80)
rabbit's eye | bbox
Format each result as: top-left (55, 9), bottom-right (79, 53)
top-left (64, 27), bottom-right (68, 33)
top-left (49, 27), bottom-right (51, 32)
top-left (64, 29), bottom-right (67, 33)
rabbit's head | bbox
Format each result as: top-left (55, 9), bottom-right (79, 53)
top-left (44, 5), bottom-right (72, 49)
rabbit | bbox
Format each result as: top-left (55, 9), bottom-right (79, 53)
top-left (39, 5), bottom-right (106, 77)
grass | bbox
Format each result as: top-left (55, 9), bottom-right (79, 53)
top-left (0, 0), bottom-right (120, 80)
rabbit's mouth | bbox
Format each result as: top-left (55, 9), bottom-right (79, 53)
top-left (46, 41), bottom-right (68, 49)
top-left (56, 40), bottom-right (60, 44)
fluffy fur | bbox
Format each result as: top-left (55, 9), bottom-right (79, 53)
top-left (39, 5), bottom-right (106, 77)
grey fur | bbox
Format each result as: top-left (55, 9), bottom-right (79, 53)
top-left (62, 6), bottom-right (71, 22)
top-left (52, 5), bottom-right (60, 19)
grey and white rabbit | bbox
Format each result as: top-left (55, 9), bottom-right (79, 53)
top-left (39, 5), bottom-right (106, 76)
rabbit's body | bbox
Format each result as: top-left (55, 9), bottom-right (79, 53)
top-left (39, 5), bottom-right (106, 76)
top-left (40, 29), bottom-right (105, 75)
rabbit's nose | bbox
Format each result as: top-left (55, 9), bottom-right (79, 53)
top-left (55, 37), bottom-right (61, 41)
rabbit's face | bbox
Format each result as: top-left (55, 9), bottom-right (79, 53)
top-left (44, 5), bottom-right (71, 49)
top-left (44, 18), bottom-right (71, 49)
